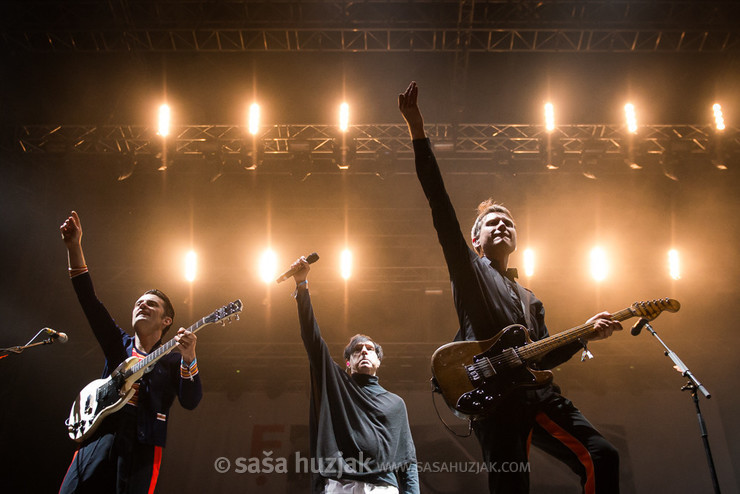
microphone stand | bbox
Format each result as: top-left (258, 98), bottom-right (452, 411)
top-left (0, 329), bottom-right (57, 359)
top-left (633, 318), bottom-right (720, 494)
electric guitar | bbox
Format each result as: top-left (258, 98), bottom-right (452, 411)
top-left (431, 298), bottom-right (680, 419)
top-left (66, 299), bottom-right (242, 442)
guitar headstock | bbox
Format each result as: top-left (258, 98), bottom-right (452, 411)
top-left (205, 299), bottom-right (243, 326)
top-left (631, 298), bottom-right (680, 321)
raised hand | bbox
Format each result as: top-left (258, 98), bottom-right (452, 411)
top-left (60, 211), bottom-right (82, 246)
top-left (60, 211), bottom-right (87, 270)
top-left (290, 256), bottom-right (311, 284)
top-left (398, 81), bottom-right (426, 139)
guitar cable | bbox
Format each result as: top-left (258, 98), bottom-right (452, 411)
top-left (430, 382), bottom-right (473, 438)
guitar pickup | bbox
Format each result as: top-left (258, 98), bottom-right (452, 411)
top-left (466, 365), bottom-right (482, 386)
top-left (502, 347), bottom-right (523, 366)
top-left (466, 362), bottom-right (495, 386)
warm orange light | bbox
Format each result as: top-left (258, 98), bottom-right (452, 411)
top-left (158, 104), bottom-right (171, 137)
top-left (339, 103), bottom-right (349, 132)
top-left (544, 103), bottom-right (555, 132)
top-left (184, 251), bottom-right (197, 282)
top-left (340, 249), bottom-right (353, 280)
top-left (523, 248), bottom-right (535, 277)
top-left (625, 103), bottom-right (637, 134)
top-left (248, 103), bottom-right (260, 135)
top-left (713, 103), bottom-right (725, 131)
top-left (258, 249), bottom-right (278, 284)
top-left (668, 249), bottom-right (681, 280)
top-left (590, 247), bottom-right (608, 281)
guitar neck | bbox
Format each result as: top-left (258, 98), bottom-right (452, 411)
top-left (128, 316), bottom-right (211, 377)
top-left (518, 306), bottom-right (636, 361)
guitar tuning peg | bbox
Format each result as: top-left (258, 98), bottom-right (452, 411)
top-left (235, 314), bottom-right (240, 321)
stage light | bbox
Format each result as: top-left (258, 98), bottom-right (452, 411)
top-left (625, 156), bottom-right (642, 170)
top-left (158, 104), bottom-right (171, 137)
top-left (333, 138), bottom-right (356, 171)
top-left (433, 141), bottom-right (455, 153)
top-left (713, 104), bottom-right (725, 131)
top-left (668, 249), bottom-right (681, 280)
top-left (590, 247), bottom-right (608, 282)
top-left (659, 154), bottom-right (679, 181)
top-left (712, 159), bottom-right (728, 171)
top-left (248, 103), bottom-right (260, 135)
top-left (625, 103), bottom-right (638, 134)
top-left (544, 103), bottom-right (555, 132)
top-left (241, 139), bottom-right (264, 171)
top-left (523, 248), bottom-right (535, 278)
top-left (185, 251), bottom-right (197, 282)
top-left (539, 137), bottom-right (563, 170)
top-left (340, 249), bottom-right (353, 280)
top-left (258, 249), bottom-right (278, 284)
top-left (339, 103), bottom-right (349, 132)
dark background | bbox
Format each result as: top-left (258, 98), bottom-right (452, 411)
top-left (1, 1), bottom-right (739, 492)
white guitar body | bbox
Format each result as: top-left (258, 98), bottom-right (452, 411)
top-left (66, 356), bottom-right (143, 443)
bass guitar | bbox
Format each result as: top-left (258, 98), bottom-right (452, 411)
top-left (66, 299), bottom-right (242, 442)
top-left (431, 298), bottom-right (680, 419)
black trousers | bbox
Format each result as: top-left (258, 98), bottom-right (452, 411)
top-left (59, 408), bottom-right (162, 494)
top-left (473, 389), bottom-right (619, 494)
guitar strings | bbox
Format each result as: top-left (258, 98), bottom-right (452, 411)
top-left (470, 307), bottom-right (636, 376)
top-left (467, 301), bottom-right (670, 386)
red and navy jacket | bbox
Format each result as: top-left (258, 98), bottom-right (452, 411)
top-left (71, 272), bottom-right (202, 447)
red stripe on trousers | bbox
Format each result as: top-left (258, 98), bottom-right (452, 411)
top-left (535, 412), bottom-right (596, 494)
top-left (59, 450), bottom-right (79, 494)
top-left (147, 446), bottom-right (163, 494)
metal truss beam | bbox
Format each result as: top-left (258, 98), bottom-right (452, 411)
top-left (2, 0), bottom-right (738, 53)
top-left (3, 28), bottom-right (736, 53)
top-left (7, 123), bottom-right (738, 170)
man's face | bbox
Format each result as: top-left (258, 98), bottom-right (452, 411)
top-left (132, 293), bottom-right (171, 337)
top-left (473, 212), bottom-right (517, 260)
top-left (347, 340), bottom-right (381, 376)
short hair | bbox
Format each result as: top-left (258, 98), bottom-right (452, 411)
top-left (470, 199), bottom-right (515, 255)
top-left (343, 334), bottom-right (384, 362)
top-left (144, 288), bottom-right (175, 336)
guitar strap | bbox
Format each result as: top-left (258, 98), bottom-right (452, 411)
top-left (514, 282), bottom-right (533, 331)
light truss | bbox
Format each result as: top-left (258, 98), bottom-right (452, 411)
top-left (8, 123), bottom-right (737, 162)
top-left (3, 28), bottom-right (737, 53)
top-left (1, 0), bottom-right (738, 53)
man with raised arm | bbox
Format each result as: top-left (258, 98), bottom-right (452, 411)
top-left (59, 211), bottom-right (202, 494)
top-left (399, 81), bottom-right (622, 493)
top-left (289, 256), bottom-right (419, 494)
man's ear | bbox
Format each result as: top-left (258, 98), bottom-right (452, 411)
top-left (162, 316), bottom-right (173, 329)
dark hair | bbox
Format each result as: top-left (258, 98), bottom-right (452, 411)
top-left (343, 334), bottom-right (384, 362)
top-left (470, 199), bottom-right (515, 256)
top-left (145, 289), bottom-right (175, 336)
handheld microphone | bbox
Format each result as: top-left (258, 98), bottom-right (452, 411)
top-left (631, 318), bottom-right (649, 337)
top-left (276, 253), bottom-right (320, 283)
top-left (44, 327), bottom-right (69, 344)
